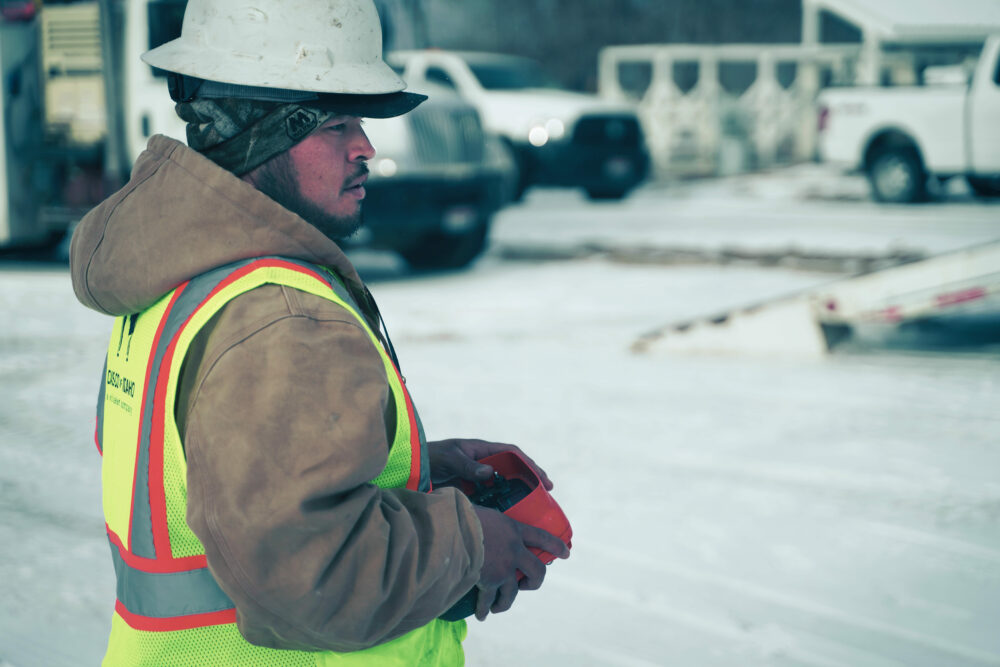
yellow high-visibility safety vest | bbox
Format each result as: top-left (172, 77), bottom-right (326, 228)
top-left (96, 257), bottom-right (465, 666)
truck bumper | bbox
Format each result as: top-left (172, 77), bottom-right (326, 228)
top-left (512, 140), bottom-right (649, 192)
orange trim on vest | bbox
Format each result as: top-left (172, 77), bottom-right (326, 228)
top-left (391, 364), bottom-right (422, 491)
top-left (108, 526), bottom-right (208, 573)
top-left (115, 599), bottom-right (237, 632)
top-left (94, 417), bottom-right (102, 456)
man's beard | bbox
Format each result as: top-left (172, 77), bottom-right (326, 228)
top-left (251, 151), bottom-right (366, 241)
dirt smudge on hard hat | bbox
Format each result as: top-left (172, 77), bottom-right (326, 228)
top-left (331, 18), bottom-right (343, 28)
top-left (245, 7), bottom-right (267, 23)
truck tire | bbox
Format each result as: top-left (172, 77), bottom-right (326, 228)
top-left (511, 157), bottom-right (530, 202)
top-left (966, 176), bottom-right (1000, 198)
top-left (401, 221), bottom-right (489, 270)
top-left (868, 147), bottom-right (927, 203)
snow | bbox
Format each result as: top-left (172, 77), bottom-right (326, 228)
top-left (373, 257), bottom-right (1000, 667)
top-left (1, 165), bottom-right (999, 666)
top-left (493, 166), bottom-right (1000, 260)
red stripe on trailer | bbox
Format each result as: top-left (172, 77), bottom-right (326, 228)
top-left (881, 306), bottom-right (903, 322)
top-left (936, 287), bottom-right (986, 308)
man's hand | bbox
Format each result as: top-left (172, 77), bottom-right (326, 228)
top-left (472, 506), bottom-right (570, 621)
top-left (428, 438), bottom-right (554, 490)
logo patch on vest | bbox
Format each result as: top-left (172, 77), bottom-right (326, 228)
top-left (285, 108), bottom-right (319, 140)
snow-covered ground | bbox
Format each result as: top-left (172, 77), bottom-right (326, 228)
top-left (493, 165), bottom-right (1000, 261)
top-left (1, 165), bottom-right (998, 666)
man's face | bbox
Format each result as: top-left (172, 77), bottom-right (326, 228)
top-left (247, 114), bottom-right (375, 240)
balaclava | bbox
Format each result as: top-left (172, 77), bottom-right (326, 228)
top-left (173, 78), bottom-right (340, 175)
top-left (170, 75), bottom-right (425, 175)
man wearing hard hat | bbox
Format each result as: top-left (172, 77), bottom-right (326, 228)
top-left (69, 1), bottom-right (568, 664)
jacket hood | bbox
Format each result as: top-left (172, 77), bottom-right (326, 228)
top-left (70, 135), bottom-right (366, 316)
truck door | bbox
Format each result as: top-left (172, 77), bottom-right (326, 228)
top-left (968, 36), bottom-right (1000, 173)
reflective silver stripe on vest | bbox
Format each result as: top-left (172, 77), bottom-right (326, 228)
top-left (109, 540), bottom-right (234, 617)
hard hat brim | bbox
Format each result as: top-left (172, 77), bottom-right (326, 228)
top-left (307, 91), bottom-right (427, 119)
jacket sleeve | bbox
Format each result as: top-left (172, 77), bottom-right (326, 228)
top-left (179, 286), bottom-right (484, 652)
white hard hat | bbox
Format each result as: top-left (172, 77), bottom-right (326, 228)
top-left (142, 0), bottom-right (406, 96)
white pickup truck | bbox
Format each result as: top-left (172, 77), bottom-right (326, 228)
top-left (817, 35), bottom-right (1000, 203)
top-left (389, 50), bottom-right (650, 200)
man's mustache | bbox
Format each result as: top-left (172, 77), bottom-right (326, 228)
top-left (343, 163), bottom-right (370, 190)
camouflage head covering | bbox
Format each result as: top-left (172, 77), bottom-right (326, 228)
top-left (176, 98), bottom-right (337, 175)
top-left (171, 75), bottom-right (425, 175)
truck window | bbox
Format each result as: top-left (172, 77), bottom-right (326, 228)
top-left (425, 67), bottom-right (456, 90)
top-left (466, 60), bottom-right (562, 91)
top-left (147, 0), bottom-right (187, 78)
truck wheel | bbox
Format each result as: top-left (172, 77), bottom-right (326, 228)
top-left (512, 159), bottom-right (531, 202)
top-left (966, 176), bottom-right (1000, 198)
top-left (401, 222), bottom-right (489, 270)
top-left (868, 147), bottom-right (927, 203)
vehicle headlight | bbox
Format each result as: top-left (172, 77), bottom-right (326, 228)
top-left (527, 118), bottom-right (566, 147)
top-left (373, 158), bottom-right (398, 178)
top-left (528, 126), bottom-right (549, 147)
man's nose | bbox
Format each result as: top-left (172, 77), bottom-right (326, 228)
top-left (351, 127), bottom-right (376, 162)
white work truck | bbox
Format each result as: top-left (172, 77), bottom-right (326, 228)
top-left (817, 35), bottom-right (1000, 203)
top-left (389, 50), bottom-right (650, 200)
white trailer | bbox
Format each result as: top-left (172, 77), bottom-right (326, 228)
top-left (634, 241), bottom-right (1000, 357)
